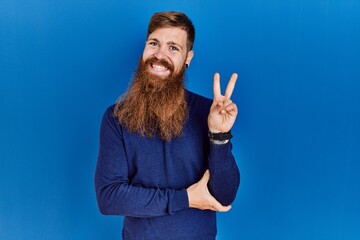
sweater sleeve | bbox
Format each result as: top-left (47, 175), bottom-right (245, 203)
top-left (94, 107), bottom-right (189, 218)
top-left (207, 141), bottom-right (240, 206)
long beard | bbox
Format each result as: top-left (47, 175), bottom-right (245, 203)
top-left (114, 57), bottom-right (188, 141)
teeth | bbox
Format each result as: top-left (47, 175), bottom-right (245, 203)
top-left (152, 64), bottom-right (167, 70)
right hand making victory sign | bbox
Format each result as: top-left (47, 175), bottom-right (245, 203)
top-left (208, 73), bottom-right (238, 133)
top-left (187, 73), bottom-right (238, 212)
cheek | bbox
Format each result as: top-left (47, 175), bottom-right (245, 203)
top-left (172, 57), bottom-right (186, 70)
top-left (142, 48), bottom-right (153, 61)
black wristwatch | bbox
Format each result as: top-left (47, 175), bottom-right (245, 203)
top-left (208, 130), bottom-right (233, 141)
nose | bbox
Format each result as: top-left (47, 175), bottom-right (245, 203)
top-left (153, 47), bottom-right (167, 60)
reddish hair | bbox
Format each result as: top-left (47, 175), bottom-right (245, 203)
top-left (147, 11), bottom-right (195, 51)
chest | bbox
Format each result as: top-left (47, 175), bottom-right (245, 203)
top-left (122, 119), bottom-right (209, 188)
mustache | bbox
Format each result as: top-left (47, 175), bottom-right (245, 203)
top-left (144, 57), bottom-right (174, 72)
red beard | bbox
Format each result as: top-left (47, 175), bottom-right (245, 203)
top-left (114, 57), bottom-right (187, 141)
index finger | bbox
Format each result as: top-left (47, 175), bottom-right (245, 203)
top-left (213, 73), bottom-right (221, 99)
top-left (224, 73), bottom-right (238, 99)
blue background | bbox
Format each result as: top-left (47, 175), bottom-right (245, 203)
top-left (1, 0), bottom-right (359, 239)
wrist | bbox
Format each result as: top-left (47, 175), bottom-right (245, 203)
top-left (210, 139), bottom-right (229, 145)
top-left (208, 130), bottom-right (233, 142)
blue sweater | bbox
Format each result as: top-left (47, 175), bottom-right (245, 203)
top-left (95, 90), bottom-right (240, 240)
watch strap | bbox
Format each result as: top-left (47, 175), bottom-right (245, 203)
top-left (208, 130), bottom-right (233, 141)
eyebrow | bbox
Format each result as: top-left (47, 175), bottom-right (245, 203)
top-left (168, 41), bottom-right (184, 51)
top-left (147, 38), bottom-right (184, 51)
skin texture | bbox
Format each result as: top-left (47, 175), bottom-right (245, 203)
top-left (208, 73), bottom-right (238, 133)
top-left (142, 27), bottom-right (194, 79)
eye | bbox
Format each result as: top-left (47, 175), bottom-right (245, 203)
top-left (149, 42), bottom-right (158, 47)
top-left (170, 46), bottom-right (179, 51)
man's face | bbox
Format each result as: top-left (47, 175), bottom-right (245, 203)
top-left (142, 27), bottom-right (194, 79)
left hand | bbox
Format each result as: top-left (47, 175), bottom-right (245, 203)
top-left (187, 170), bottom-right (232, 212)
top-left (208, 73), bottom-right (238, 133)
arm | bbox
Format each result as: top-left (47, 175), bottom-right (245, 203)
top-left (207, 141), bottom-right (240, 206)
top-left (94, 107), bottom-right (189, 218)
top-left (207, 73), bottom-right (240, 206)
top-left (186, 142), bottom-right (239, 210)
top-left (186, 73), bottom-right (240, 210)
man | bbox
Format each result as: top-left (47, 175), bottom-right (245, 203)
top-left (95, 11), bottom-right (240, 239)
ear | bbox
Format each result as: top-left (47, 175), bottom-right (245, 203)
top-left (185, 50), bottom-right (194, 67)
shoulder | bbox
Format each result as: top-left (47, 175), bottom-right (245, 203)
top-left (102, 104), bottom-right (116, 119)
top-left (100, 104), bottom-right (120, 130)
top-left (185, 90), bottom-right (212, 120)
top-left (186, 90), bottom-right (212, 107)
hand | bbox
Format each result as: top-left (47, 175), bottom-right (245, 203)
top-left (187, 170), bottom-right (232, 212)
top-left (208, 73), bottom-right (238, 133)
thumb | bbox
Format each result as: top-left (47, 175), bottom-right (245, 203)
top-left (216, 204), bottom-right (232, 212)
top-left (199, 169), bottom-right (210, 184)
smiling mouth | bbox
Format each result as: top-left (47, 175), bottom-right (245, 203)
top-left (144, 57), bottom-right (174, 78)
top-left (151, 63), bottom-right (169, 72)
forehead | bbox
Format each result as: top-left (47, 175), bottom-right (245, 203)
top-left (147, 27), bottom-right (188, 45)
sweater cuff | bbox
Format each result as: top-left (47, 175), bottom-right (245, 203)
top-left (169, 189), bottom-right (189, 215)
